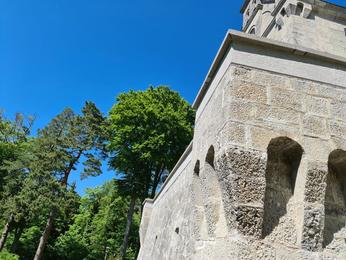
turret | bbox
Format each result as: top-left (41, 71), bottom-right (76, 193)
top-left (241, 0), bottom-right (346, 58)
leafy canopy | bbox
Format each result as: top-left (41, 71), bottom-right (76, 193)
top-left (108, 86), bottom-right (194, 197)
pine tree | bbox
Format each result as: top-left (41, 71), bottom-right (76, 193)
top-left (0, 113), bottom-right (34, 251)
top-left (28, 102), bottom-right (107, 260)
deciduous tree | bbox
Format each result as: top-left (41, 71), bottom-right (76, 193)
top-left (108, 86), bottom-right (194, 259)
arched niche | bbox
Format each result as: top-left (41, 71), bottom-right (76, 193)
top-left (202, 145), bottom-right (227, 237)
top-left (324, 149), bottom-right (346, 247)
top-left (262, 136), bottom-right (303, 237)
top-left (191, 159), bottom-right (206, 239)
top-left (205, 146), bottom-right (215, 168)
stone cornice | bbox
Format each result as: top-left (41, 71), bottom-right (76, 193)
top-left (192, 30), bottom-right (346, 110)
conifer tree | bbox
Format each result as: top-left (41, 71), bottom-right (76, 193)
top-left (0, 113), bottom-right (34, 251)
top-left (30, 102), bottom-right (107, 260)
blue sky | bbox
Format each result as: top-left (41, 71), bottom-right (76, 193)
top-left (1, 0), bottom-right (345, 195)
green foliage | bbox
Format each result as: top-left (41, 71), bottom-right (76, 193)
top-left (16, 226), bottom-right (42, 259)
top-left (0, 103), bottom-right (108, 259)
top-left (0, 113), bottom-right (33, 201)
top-left (53, 181), bottom-right (139, 260)
top-left (35, 101), bottom-right (107, 184)
top-left (0, 87), bottom-right (193, 260)
top-left (0, 250), bottom-right (19, 260)
top-left (108, 86), bottom-right (194, 197)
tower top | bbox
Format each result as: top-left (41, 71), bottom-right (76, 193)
top-left (240, 0), bottom-right (346, 58)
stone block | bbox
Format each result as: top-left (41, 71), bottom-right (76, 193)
top-left (252, 71), bottom-right (289, 89)
top-left (218, 121), bottom-right (246, 147)
top-left (232, 205), bottom-right (263, 238)
top-left (301, 206), bottom-right (324, 251)
top-left (229, 100), bottom-right (255, 122)
top-left (224, 175), bottom-right (265, 205)
top-left (330, 100), bottom-right (346, 121)
top-left (230, 80), bottom-right (267, 103)
top-left (316, 84), bottom-right (346, 102)
top-left (254, 104), bottom-right (301, 125)
top-left (217, 147), bottom-right (267, 178)
top-left (270, 87), bottom-right (304, 111)
top-left (253, 243), bottom-right (276, 259)
top-left (249, 126), bottom-right (283, 151)
top-left (290, 78), bottom-right (319, 95)
top-left (303, 115), bottom-right (329, 138)
top-left (306, 95), bottom-right (330, 117)
top-left (302, 136), bottom-right (332, 162)
top-left (329, 120), bottom-right (346, 138)
top-left (304, 162), bottom-right (328, 204)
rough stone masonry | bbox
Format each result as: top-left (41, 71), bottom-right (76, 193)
top-left (138, 0), bottom-right (346, 259)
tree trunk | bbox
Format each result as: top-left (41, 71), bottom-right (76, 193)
top-left (34, 211), bottom-right (54, 260)
top-left (11, 223), bottom-right (24, 253)
top-left (61, 149), bottom-right (83, 187)
top-left (119, 194), bottom-right (136, 260)
top-left (0, 214), bottom-right (14, 251)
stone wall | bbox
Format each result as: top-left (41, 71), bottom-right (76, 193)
top-left (137, 151), bottom-right (195, 259)
top-left (213, 64), bottom-right (346, 258)
top-left (242, 0), bottom-right (346, 58)
top-left (267, 5), bottom-right (346, 58)
top-left (138, 30), bottom-right (346, 259)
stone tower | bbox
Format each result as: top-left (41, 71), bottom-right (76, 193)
top-left (138, 1), bottom-right (346, 259)
top-left (242, 0), bottom-right (346, 57)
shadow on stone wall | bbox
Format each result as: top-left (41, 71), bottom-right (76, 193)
top-left (203, 146), bottom-right (222, 237)
top-left (262, 137), bottom-right (303, 238)
top-left (324, 149), bottom-right (346, 247)
top-left (192, 159), bottom-right (208, 240)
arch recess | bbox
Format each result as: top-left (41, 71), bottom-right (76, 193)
top-left (324, 149), bottom-right (346, 247)
top-left (262, 136), bottom-right (303, 237)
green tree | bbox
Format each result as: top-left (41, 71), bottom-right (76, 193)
top-left (0, 113), bottom-right (34, 251)
top-left (54, 180), bottom-right (139, 260)
top-left (0, 137), bottom-right (65, 256)
top-left (108, 86), bottom-right (194, 259)
top-left (28, 102), bottom-right (107, 260)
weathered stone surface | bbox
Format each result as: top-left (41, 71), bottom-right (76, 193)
top-left (331, 100), bottom-right (346, 121)
top-left (270, 87), bottom-right (303, 111)
top-left (217, 147), bottom-right (266, 178)
top-left (305, 95), bottom-right (330, 117)
top-left (224, 175), bottom-right (265, 205)
top-left (230, 80), bottom-right (267, 103)
top-left (329, 120), bottom-right (346, 138)
top-left (229, 99), bottom-right (254, 122)
top-left (232, 205), bottom-right (264, 238)
top-left (302, 136), bottom-right (332, 162)
top-left (249, 126), bottom-right (282, 151)
top-left (218, 121), bottom-right (246, 147)
top-left (301, 206), bottom-right (324, 251)
top-left (303, 115), bottom-right (329, 138)
top-left (139, 7), bottom-right (346, 256)
top-left (254, 104), bottom-right (301, 125)
top-left (304, 162), bottom-right (328, 204)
